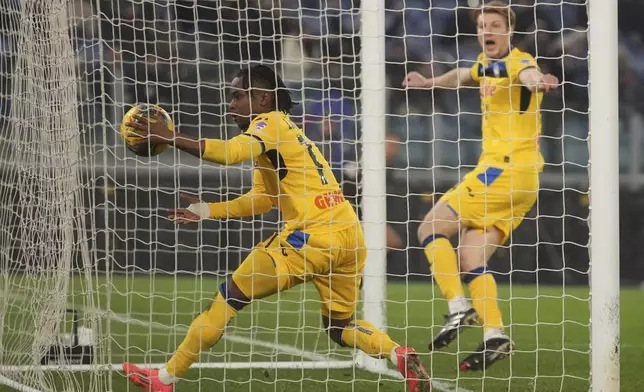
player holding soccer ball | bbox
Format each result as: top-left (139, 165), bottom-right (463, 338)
top-left (122, 65), bottom-right (432, 392)
top-left (403, 1), bottom-right (558, 371)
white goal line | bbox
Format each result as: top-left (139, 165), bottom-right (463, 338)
top-left (0, 362), bottom-right (470, 392)
top-left (0, 360), bottom-right (356, 373)
top-left (5, 291), bottom-right (338, 362)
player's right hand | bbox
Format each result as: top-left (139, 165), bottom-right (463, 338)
top-left (169, 193), bottom-right (208, 224)
top-left (537, 73), bottom-right (559, 93)
top-left (402, 72), bottom-right (432, 88)
top-left (128, 109), bottom-right (174, 146)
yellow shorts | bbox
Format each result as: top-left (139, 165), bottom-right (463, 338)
top-left (231, 223), bottom-right (367, 320)
top-left (440, 166), bottom-right (539, 243)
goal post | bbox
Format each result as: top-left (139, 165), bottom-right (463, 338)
top-left (357, 0), bottom-right (389, 374)
top-left (588, 0), bottom-right (620, 390)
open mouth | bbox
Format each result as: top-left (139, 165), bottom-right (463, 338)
top-left (485, 39), bottom-right (495, 46)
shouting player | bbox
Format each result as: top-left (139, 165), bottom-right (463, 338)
top-left (122, 65), bottom-right (431, 392)
top-left (403, 1), bottom-right (558, 371)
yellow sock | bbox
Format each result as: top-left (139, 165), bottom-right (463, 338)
top-left (340, 319), bottom-right (398, 359)
top-left (466, 269), bottom-right (503, 331)
top-left (422, 235), bottom-right (465, 300)
top-left (165, 292), bottom-right (237, 378)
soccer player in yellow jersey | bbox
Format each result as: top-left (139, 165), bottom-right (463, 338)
top-left (122, 65), bottom-right (431, 392)
top-left (403, 1), bottom-right (558, 371)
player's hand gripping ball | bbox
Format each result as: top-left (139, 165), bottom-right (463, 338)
top-left (120, 104), bottom-right (174, 157)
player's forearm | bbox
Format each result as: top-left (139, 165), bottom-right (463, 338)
top-left (432, 68), bottom-right (472, 89)
top-left (208, 192), bottom-right (274, 219)
top-left (169, 134), bottom-right (207, 159)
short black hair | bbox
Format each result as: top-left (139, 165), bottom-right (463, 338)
top-left (235, 65), bottom-right (294, 114)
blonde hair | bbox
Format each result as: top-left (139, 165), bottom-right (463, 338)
top-left (473, 1), bottom-right (516, 31)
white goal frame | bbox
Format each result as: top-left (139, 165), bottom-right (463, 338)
top-left (359, 1), bottom-right (623, 389)
top-left (588, 0), bottom-right (620, 391)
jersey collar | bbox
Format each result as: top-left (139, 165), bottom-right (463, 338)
top-left (489, 45), bottom-right (514, 63)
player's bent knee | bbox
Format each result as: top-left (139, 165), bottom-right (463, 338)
top-left (323, 316), bottom-right (350, 347)
top-left (218, 279), bottom-right (251, 312)
top-left (417, 223), bottom-right (432, 244)
top-left (458, 229), bottom-right (503, 271)
top-left (417, 204), bottom-right (459, 243)
top-left (459, 246), bottom-right (485, 271)
top-left (417, 220), bottom-right (444, 244)
top-left (326, 326), bottom-right (345, 346)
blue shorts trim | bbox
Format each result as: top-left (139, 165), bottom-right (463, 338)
top-left (476, 167), bottom-right (504, 186)
top-left (286, 230), bottom-right (311, 250)
top-left (445, 203), bottom-right (459, 217)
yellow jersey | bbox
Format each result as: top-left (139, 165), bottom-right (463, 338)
top-left (470, 47), bottom-right (544, 171)
top-left (205, 111), bottom-right (358, 233)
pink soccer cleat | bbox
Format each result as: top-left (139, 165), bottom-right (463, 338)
top-left (122, 363), bottom-right (174, 392)
top-left (394, 346), bottom-right (432, 392)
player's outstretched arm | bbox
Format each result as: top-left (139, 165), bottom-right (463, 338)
top-left (518, 68), bottom-right (559, 93)
top-left (169, 170), bottom-right (273, 223)
top-left (128, 110), bottom-right (263, 165)
top-left (403, 68), bottom-right (474, 89)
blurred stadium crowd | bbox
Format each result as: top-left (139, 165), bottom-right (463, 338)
top-left (3, 0), bottom-right (644, 282)
top-left (1, 0), bottom-right (643, 177)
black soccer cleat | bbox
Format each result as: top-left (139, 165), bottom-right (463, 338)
top-left (428, 308), bottom-right (478, 351)
top-left (459, 335), bottom-right (514, 372)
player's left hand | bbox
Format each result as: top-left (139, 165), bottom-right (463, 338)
top-left (169, 193), bottom-right (209, 224)
top-left (537, 74), bottom-right (559, 93)
top-left (128, 109), bottom-right (174, 146)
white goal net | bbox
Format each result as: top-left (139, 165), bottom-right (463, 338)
top-left (0, 0), bottom-right (619, 391)
top-left (0, 0), bottom-right (105, 391)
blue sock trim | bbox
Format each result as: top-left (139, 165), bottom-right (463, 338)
top-left (462, 266), bottom-right (488, 284)
top-left (218, 282), bottom-right (248, 311)
top-left (422, 233), bottom-right (448, 248)
top-left (333, 327), bottom-right (345, 347)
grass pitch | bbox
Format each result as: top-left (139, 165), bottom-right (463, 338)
top-left (2, 274), bottom-right (643, 392)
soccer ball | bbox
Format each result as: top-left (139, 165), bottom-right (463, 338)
top-left (120, 104), bottom-right (174, 157)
